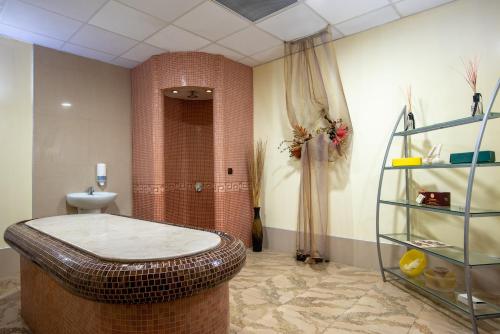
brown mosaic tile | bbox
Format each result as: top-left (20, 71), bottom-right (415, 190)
top-left (21, 257), bottom-right (230, 334)
top-left (4, 215), bottom-right (246, 304)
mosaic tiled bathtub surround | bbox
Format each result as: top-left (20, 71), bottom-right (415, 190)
top-left (132, 52), bottom-right (253, 246)
top-left (20, 258), bottom-right (230, 334)
top-left (4, 217), bottom-right (246, 304)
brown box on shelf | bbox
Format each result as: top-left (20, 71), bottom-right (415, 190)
top-left (418, 192), bottom-right (451, 207)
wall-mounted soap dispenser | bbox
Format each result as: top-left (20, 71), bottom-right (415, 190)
top-left (97, 163), bottom-right (106, 187)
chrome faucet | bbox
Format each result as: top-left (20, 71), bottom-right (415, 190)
top-left (87, 186), bottom-right (95, 195)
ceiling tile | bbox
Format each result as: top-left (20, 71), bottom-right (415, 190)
top-left (305, 0), bottom-right (390, 24)
top-left (395, 0), bottom-right (453, 17)
top-left (238, 57), bottom-right (260, 67)
top-left (121, 43), bottom-right (165, 62)
top-left (116, 0), bottom-right (204, 22)
top-left (238, 57), bottom-right (259, 67)
top-left (62, 43), bottom-right (116, 62)
top-left (251, 44), bottom-right (284, 63)
top-left (111, 57), bottom-right (139, 68)
top-left (257, 3), bottom-right (326, 41)
top-left (0, 0), bottom-right (82, 40)
top-left (21, 0), bottom-right (107, 21)
top-left (0, 23), bottom-right (64, 49)
top-left (90, 1), bottom-right (166, 41)
top-left (218, 26), bottom-right (282, 56)
top-left (174, 1), bottom-right (249, 41)
top-left (146, 25), bottom-right (210, 51)
top-left (70, 25), bottom-right (138, 55)
top-left (330, 26), bottom-right (344, 40)
top-left (335, 6), bottom-right (399, 36)
top-left (199, 43), bottom-right (244, 61)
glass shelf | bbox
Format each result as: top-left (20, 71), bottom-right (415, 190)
top-left (384, 162), bottom-right (500, 170)
top-left (379, 233), bottom-right (500, 266)
top-left (384, 267), bottom-right (500, 319)
top-left (394, 113), bottom-right (500, 136)
top-left (379, 199), bottom-right (500, 217)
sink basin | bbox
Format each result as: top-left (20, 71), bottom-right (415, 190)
top-left (66, 192), bottom-right (117, 213)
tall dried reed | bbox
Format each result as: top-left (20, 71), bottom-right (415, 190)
top-left (248, 140), bottom-right (267, 207)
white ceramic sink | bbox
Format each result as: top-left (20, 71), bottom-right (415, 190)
top-left (66, 192), bottom-right (117, 213)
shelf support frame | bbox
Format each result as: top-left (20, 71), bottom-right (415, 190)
top-left (464, 79), bottom-right (500, 334)
top-left (376, 106), bottom-right (406, 282)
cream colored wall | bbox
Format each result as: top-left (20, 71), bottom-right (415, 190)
top-left (254, 0), bottom-right (500, 255)
top-left (0, 37), bottom-right (33, 248)
top-left (33, 46), bottom-right (132, 217)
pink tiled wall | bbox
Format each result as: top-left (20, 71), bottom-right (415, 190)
top-left (164, 97), bottom-right (215, 229)
top-left (132, 52), bottom-right (253, 246)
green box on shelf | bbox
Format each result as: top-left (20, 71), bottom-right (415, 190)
top-left (450, 151), bottom-right (496, 164)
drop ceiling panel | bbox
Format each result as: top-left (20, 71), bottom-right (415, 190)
top-left (257, 3), bottom-right (326, 41)
top-left (116, 0), bottom-right (205, 22)
top-left (89, 1), bottom-right (166, 40)
top-left (0, 0), bottom-right (457, 68)
top-left (218, 26), bottom-right (281, 56)
top-left (238, 57), bottom-right (259, 67)
top-left (62, 43), bottom-right (116, 62)
top-left (70, 25), bottom-right (138, 55)
top-left (305, 0), bottom-right (391, 24)
top-left (21, 0), bottom-right (107, 21)
top-left (111, 57), bottom-right (139, 68)
top-left (251, 44), bottom-right (284, 63)
top-left (199, 43), bottom-right (244, 61)
top-left (122, 42), bottom-right (165, 62)
top-left (215, 0), bottom-right (297, 22)
top-left (146, 25), bottom-right (210, 51)
top-left (335, 6), bottom-right (400, 36)
top-left (0, 23), bottom-right (64, 49)
top-left (395, 0), bottom-right (453, 17)
top-left (0, 0), bottom-right (82, 40)
top-left (174, 1), bottom-right (249, 41)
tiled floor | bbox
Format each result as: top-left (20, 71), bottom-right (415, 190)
top-left (1, 251), bottom-right (500, 333)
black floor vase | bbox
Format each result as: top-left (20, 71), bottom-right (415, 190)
top-left (252, 207), bottom-right (263, 252)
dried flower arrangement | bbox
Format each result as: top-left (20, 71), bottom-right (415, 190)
top-left (278, 125), bottom-right (312, 159)
top-left (248, 139), bottom-right (267, 207)
top-left (404, 85), bottom-right (416, 130)
top-left (463, 57), bottom-right (479, 93)
top-left (406, 85), bottom-right (413, 113)
top-left (279, 109), bottom-right (350, 160)
top-left (462, 57), bottom-right (483, 116)
top-left (316, 109), bottom-right (350, 156)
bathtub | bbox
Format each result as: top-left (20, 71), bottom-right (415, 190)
top-left (4, 214), bottom-right (246, 334)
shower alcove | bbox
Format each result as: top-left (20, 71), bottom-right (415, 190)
top-left (132, 52), bottom-right (253, 245)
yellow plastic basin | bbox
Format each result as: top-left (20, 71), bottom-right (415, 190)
top-left (399, 249), bottom-right (427, 277)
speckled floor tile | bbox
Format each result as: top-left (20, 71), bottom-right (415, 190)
top-left (1, 250), bottom-right (500, 333)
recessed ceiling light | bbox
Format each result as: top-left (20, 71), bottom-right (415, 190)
top-left (172, 90), bottom-right (178, 94)
top-left (206, 89), bottom-right (212, 93)
top-left (61, 102), bottom-right (72, 108)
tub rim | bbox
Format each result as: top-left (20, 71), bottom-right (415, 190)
top-left (4, 214), bottom-right (246, 304)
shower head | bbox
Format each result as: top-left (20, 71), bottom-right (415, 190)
top-left (187, 90), bottom-right (198, 99)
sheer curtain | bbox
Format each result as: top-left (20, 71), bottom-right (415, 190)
top-left (285, 28), bottom-right (351, 263)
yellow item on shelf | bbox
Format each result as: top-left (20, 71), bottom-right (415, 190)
top-left (399, 249), bottom-right (427, 277)
top-left (392, 157), bottom-right (422, 167)
top-left (424, 267), bottom-right (456, 292)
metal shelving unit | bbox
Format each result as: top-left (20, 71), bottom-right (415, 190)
top-left (376, 78), bottom-right (500, 334)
